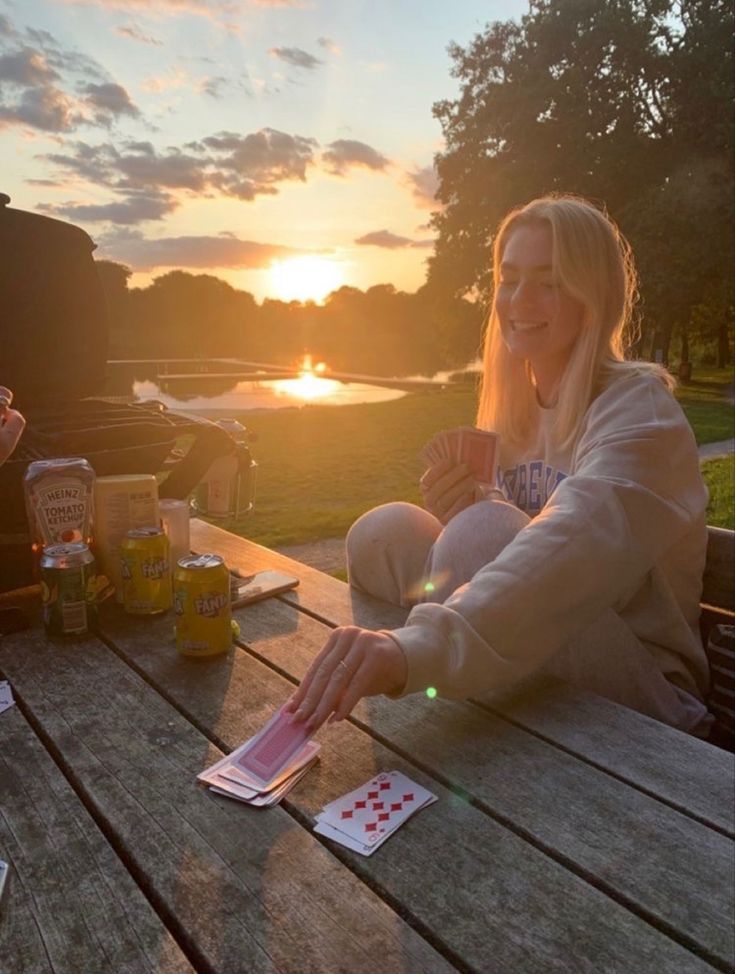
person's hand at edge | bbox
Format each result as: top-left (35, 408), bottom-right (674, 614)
top-left (284, 626), bottom-right (408, 730)
top-left (0, 408), bottom-right (25, 465)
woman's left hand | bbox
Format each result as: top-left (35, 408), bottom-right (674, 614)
top-left (285, 626), bottom-right (408, 730)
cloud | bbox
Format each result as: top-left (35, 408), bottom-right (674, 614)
top-left (0, 47), bottom-right (58, 85)
top-left (200, 75), bottom-right (227, 98)
top-left (0, 84), bottom-right (77, 131)
top-left (81, 82), bottom-right (140, 122)
top-left (141, 68), bottom-right (190, 93)
top-left (42, 128), bottom-right (318, 211)
top-left (96, 229), bottom-right (304, 271)
top-left (355, 229), bottom-right (434, 249)
top-left (25, 178), bottom-right (64, 187)
top-left (317, 37), bottom-right (340, 55)
top-left (41, 190), bottom-right (177, 223)
top-left (0, 25), bottom-right (134, 133)
top-left (251, 0), bottom-right (307, 6)
top-left (52, 0), bottom-right (240, 15)
top-left (44, 141), bottom-right (116, 182)
top-left (405, 164), bottom-right (440, 209)
top-left (322, 139), bottom-right (390, 176)
top-left (268, 46), bottom-right (322, 70)
top-left (196, 128), bottom-right (317, 198)
top-left (197, 74), bottom-right (251, 99)
top-left (115, 25), bottom-right (163, 46)
top-left (0, 15), bottom-right (17, 37)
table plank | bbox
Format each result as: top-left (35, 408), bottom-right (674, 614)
top-left (190, 519), bottom-right (408, 629)
top-left (195, 524), bottom-right (734, 835)
top-left (231, 599), bottom-right (735, 971)
top-left (99, 606), bottom-right (722, 974)
top-left (479, 678), bottom-right (735, 837)
top-left (0, 701), bottom-right (194, 974)
top-left (0, 632), bottom-right (453, 974)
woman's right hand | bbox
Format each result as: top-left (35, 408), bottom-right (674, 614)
top-left (420, 458), bottom-right (476, 525)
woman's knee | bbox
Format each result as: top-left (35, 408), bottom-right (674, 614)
top-left (346, 502), bottom-right (441, 606)
top-left (426, 500), bottom-right (530, 601)
top-left (346, 502), bottom-right (440, 560)
top-left (434, 500), bottom-right (530, 565)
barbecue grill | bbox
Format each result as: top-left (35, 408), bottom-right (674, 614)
top-left (0, 194), bottom-right (253, 592)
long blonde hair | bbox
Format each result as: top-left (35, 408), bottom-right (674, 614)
top-left (476, 194), bottom-right (672, 449)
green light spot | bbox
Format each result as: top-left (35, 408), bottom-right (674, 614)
top-left (424, 582), bottom-right (435, 593)
top-left (426, 686), bottom-right (437, 699)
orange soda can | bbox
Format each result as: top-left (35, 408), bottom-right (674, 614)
top-left (173, 554), bottom-right (231, 657)
top-left (120, 526), bottom-right (172, 615)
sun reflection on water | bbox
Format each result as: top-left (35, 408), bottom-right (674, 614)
top-left (272, 355), bottom-right (341, 402)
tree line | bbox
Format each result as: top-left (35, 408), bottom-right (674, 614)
top-left (97, 263), bottom-right (481, 378)
top-left (98, 0), bottom-right (733, 376)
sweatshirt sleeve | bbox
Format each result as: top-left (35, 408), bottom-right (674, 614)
top-left (390, 372), bottom-right (708, 699)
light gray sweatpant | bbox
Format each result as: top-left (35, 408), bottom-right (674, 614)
top-left (346, 500), bottom-right (711, 735)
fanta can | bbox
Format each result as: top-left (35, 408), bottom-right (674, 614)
top-left (120, 526), bottom-right (172, 615)
top-left (173, 554), bottom-right (231, 657)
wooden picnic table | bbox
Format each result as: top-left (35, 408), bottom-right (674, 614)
top-left (1, 518), bottom-right (734, 974)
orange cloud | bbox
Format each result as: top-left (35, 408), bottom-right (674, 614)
top-left (96, 229), bottom-right (309, 270)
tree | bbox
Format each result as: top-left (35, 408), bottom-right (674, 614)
top-left (96, 259), bottom-right (133, 356)
top-left (429, 0), bottom-right (734, 363)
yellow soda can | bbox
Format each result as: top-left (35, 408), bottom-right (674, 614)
top-left (173, 554), bottom-right (231, 657)
top-left (120, 526), bottom-right (172, 615)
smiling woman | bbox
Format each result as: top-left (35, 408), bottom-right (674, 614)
top-left (269, 256), bottom-right (345, 303)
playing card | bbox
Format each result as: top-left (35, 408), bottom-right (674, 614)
top-left (458, 428), bottom-right (498, 484)
top-left (318, 771), bottom-right (437, 849)
top-left (232, 705), bottom-right (319, 789)
top-left (197, 702), bottom-right (321, 792)
top-left (420, 428), bottom-right (454, 467)
top-left (209, 754), bottom-right (319, 807)
top-left (0, 681), bottom-right (14, 716)
top-left (420, 427), bottom-right (498, 486)
top-left (313, 819), bottom-right (376, 855)
top-left (219, 740), bottom-right (321, 793)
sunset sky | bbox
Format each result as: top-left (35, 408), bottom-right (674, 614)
top-left (1, 0), bottom-right (525, 302)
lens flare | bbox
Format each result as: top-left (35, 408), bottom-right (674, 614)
top-left (426, 686), bottom-right (437, 699)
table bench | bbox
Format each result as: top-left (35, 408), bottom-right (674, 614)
top-left (1, 518), bottom-right (733, 973)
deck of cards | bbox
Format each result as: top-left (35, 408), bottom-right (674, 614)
top-left (314, 771), bottom-right (437, 856)
top-left (198, 705), bottom-right (320, 807)
top-left (421, 426), bottom-right (498, 486)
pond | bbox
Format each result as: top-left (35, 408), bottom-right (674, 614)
top-left (130, 375), bottom-right (406, 416)
top-left (102, 359), bottom-right (476, 417)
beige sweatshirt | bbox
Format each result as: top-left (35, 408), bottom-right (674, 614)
top-left (392, 370), bottom-right (711, 704)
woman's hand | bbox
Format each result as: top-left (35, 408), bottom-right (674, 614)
top-left (420, 458), bottom-right (476, 524)
top-left (0, 408), bottom-right (25, 466)
top-left (285, 626), bottom-right (408, 730)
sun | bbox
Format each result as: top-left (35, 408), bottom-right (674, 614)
top-left (269, 256), bottom-right (344, 303)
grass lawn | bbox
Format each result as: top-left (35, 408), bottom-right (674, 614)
top-left (222, 386), bottom-right (477, 547)
top-left (675, 370), bottom-right (734, 444)
top-left (212, 368), bottom-right (733, 547)
top-left (702, 457), bottom-right (735, 530)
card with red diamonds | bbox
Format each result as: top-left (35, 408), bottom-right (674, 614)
top-left (314, 770), bottom-right (437, 855)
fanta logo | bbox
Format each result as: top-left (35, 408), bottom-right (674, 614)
top-left (194, 592), bottom-right (229, 617)
top-left (142, 558), bottom-right (168, 580)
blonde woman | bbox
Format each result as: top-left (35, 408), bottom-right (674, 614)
top-left (287, 195), bottom-right (712, 737)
